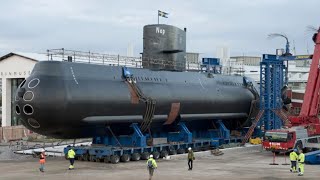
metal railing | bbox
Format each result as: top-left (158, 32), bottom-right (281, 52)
top-left (46, 48), bottom-right (202, 71)
top-left (47, 48), bottom-right (142, 67)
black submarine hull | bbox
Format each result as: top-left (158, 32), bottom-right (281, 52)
top-left (15, 61), bottom-right (255, 139)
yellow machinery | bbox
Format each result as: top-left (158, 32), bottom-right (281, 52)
top-left (249, 137), bottom-right (262, 145)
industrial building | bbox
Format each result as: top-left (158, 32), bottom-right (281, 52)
top-left (0, 53), bottom-right (49, 127)
top-left (227, 55), bottom-right (311, 90)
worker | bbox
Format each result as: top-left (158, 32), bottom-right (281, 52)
top-left (39, 149), bottom-right (46, 172)
top-left (297, 149), bottom-right (305, 176)
top-left (187, 147), bottom-right (195, 170)
top-left (289, 149), bottom-right (298, 173)
top-left (67, 147), bottom-right (76, 170)
top-left (146, 154), bottom-right (157, 180)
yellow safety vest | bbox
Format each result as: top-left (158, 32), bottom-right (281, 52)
top-left (298, 153), bottom-right (305, 164)
top-left (289, 151), bottom-right (298, 161)
top-left (68, 149), bottom-right (76, 159)
top-left (146, 158), bottom-right (157, 168)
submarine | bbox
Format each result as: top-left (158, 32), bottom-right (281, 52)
top-left (14, 61), bottom-right (258, 139)
top-left (14, 24), bottom-right (260, 139)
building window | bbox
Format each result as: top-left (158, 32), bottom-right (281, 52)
top-left (11, 78), bottom-right (25, 126)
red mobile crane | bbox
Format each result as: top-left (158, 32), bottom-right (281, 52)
top-left (263, 28), bottom-right (320, 152)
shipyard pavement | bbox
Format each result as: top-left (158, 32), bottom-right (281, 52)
top-left (0, 145), bottom-right (319, 180)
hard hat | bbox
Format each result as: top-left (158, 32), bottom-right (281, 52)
top-left (188, 147), bottom-right (192, 150)
top-left (42, 149), bottom-right (45, 152)
top-left (149, 154), bottom-right (153, 158)
top-left (294, 149), bottom-right (298, 152)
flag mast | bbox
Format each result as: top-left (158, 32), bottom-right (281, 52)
top-left (157, 10), bottom-right (168, 24)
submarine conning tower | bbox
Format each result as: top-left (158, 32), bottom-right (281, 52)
top-left (142, 24), bottom-right (186, 71)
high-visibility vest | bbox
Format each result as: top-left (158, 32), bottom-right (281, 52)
top-left (68, 149), bottom-right (76, 159)
top-left (298, 153), bottom-right (305, 163)
top-left (188, 150), bottom-right (194, 160)
top-left (289, 151), bottom-right (298, 161)
top-left (146, 158), bottom-right (157, 168)
top-left (39, 153), bottom-right (46, 163)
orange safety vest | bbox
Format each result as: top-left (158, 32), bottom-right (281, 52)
top-left (39, 153), bottom-right (46, 164)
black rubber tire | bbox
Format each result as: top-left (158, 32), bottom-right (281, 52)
top-left (78, 155), bottom-right (84, 161)
top-left (273, 151), bottom-right (280, 155)
top-left (177, 149), bottom-right (185, 154)
top-left (201, 146), bottom-right (210, 151)
top-left (295, 141), bottom-right (303, 151)
top-left (160, 150), bottom-right (169, 158)
top-left (110, 155), bottom-right (120, 164)
top-left (131, 153), bottom-right (141, 161)
top-left (169, 150), bottom-right (177, 155)
top-left (141, 152), bottom-right (150, 160)
top-left (120, 154), bottom-right (130, 162)
top-left (83, 154), bottom-right (89, 161)
top-left (152, 151), bottom-right (160, 159)
top-left (103, 156), bottom-right (110, 163)
top-left (193, 147), bottom-right (200, 152)
top-left (89, 155), bottom-right (96, 162)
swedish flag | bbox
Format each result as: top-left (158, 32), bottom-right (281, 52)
top-left (158, 10), bottom-right (168, 18)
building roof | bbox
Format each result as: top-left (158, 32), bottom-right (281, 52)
top-left (0, 52), bottom-right (49, 62)
top-left (231, 56), bottom-right (261, 58)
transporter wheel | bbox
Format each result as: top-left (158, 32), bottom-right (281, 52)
top-left (160, 150), bottom-right (169, 158)
top-left (83, 154), bottom-right (89, 161)
top-left (131, 153), bottom-right (141, 161)
top-left (201, 145), bottom-right (210, 151)
top-left (152, 151), bottom-right (160, 159)
top-left (295, 141), bottom-right (303, 151)
top-left (79, 155), bottom-right (85, 161)
top-left (169, 150), bottom-right (177, 155)
top-left (193, 147), bottom-right (200, 152)
top-left (141, 152), bottom-right (150, 160)
top-left (110, 155), bottom-right (120, 164)
top-left (97, 158), bottom-right (104, 163)
top-left (103, 156), bottom-right (110, 163)
top-left (177, 149), bottom-right (185, 154)
top-left (120, 154), bottom-right (130, 162)
top-left (89, 155), bottom-right (96, 162)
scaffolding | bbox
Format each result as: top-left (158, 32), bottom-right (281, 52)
top-left (259, 54), bottom-right (286, 130)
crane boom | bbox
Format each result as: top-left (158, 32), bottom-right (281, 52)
top-left (300, 31), bottom-right (320, 117)
top-left (289, 28), bottom-right (320, 135)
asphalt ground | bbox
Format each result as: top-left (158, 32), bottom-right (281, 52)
top-left (0, 146), bottom-right (319, 180)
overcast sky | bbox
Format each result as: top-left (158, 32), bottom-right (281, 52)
top-left (0, 0), bottom-right (319, 57)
